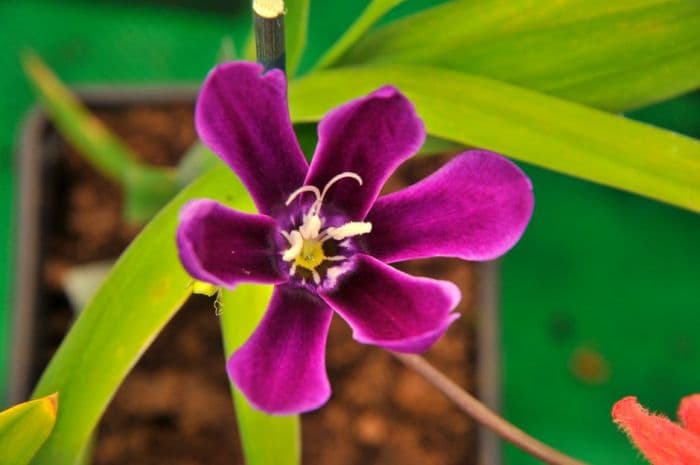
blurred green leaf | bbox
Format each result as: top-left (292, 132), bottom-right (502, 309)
top-left (22, 52), bottom-right (179, 224)
top-left (220, 286), bottom-right (301, 465)
top-left (176, 143), bottom-right (220, 187)
top-left (315, 0), bottom-right (406, 70)
top-left (30, 162), bottom-right (255, 465)
top-left (217, 36), bottom-right (238, 62)
top-left (0, 394), bottom-right (58, 465)
top-left (289, 65), bottom-right (700, 213)
top-left (339, 0), bottom-right (700, 112)
top-left (285, 0), bottom-right (310, 76)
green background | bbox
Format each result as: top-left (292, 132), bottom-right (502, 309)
top-left (0, 1), bottom-right (698, 464)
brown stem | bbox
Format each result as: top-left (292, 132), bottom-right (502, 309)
top-left (393, 353), bottom-right (589, 465)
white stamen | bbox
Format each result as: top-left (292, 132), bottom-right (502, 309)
top-left (286, 185), bottom-right (320, 206)
top-left (325, 222), bottom-right (372, 241)
top-left (299, 213), bottom-right (322, 239)
top-left (312, 172), bottom-right (363, 215)
top-left (281, 171), bottom-right (370, 283)
top-left (282, 230), bottom-right (303, 261)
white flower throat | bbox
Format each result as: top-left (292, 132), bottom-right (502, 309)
top-left (281, 172), bottom-right (372, 285)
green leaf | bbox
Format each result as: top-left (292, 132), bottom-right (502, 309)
top-left (339, 0), bottom-right (700, 112)
top-left (220, 286), bottom-right (301, 465)
top-left (22, 52), bottom-right (179, 224)
top-left (285, 0), bottom-right (310, 76)
top-left (30, 162), bottom-right (255, 465)
top-left (0, 394), bottom-right (58, 465)
top-left (175, 143), bottom-right (220, 187)
top-left (288, 65), bottom-right (700, 213)
top-left (314, 0), bottom-right (406, 70)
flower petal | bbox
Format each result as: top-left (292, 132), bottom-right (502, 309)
top-left (177, 200), bottom-right (287, 288)
top-left (319, 254), bottom-right (460, 353)
top-left (305, 86), bottom-right (425, 220)
top-left (364, 150), bottom-right (534, 263)
top-left (679, 394), bottom-right (700, 437)
top-left (612, 396), bottom-right (700, 464)
top-left (195, 62), bottom-right (308, 215)
top-left (227, 285), bottom-right (333, 414)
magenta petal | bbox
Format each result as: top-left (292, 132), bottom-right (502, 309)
top-left (176, 200), bottom-right (287, 288)
top-left (227, 285), bottom-right (333, 414)
top-left (305, 86), bottom-right (425, 220)
top-left (195, 62), bottom-right (308, 215)
top-left (319, 254), bottom-right (460, 353)
top-left (365, 150), bottom-right (534, 263)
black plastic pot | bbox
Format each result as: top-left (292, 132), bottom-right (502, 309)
top-left (12, 86), bottom-right (502, 465)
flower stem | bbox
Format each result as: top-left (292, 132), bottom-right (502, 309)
top-left (253, 0), bottom-right (286, 72)
top-left (393, 353), bottom-right (589, 465)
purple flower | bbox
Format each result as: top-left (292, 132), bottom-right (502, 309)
top-left (177, 62), bottom-right (534, 414)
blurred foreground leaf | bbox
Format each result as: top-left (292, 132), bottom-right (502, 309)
top-left (289, 66), bottom-right (700, 213)
top-left (22, 52), bottom-right (179, 224)
top-left (220, 286), bottom-right (301, 465)
top-left (30, 163), bottom-right (255, 465)
top-left (0, 394), bottom-right (58, 465)
top-left (339, 0), bottom-right (700, 112)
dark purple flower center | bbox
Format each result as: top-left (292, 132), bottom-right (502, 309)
top-left (278, 172), bottom-right (372, 288)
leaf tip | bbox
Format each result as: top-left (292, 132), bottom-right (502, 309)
top-left (44, 392), bottom-right (59, 418)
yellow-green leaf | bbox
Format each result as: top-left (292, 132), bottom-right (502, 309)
top-left (0, 394), bottom-right (58, 465)
top-left (30, 163), bottom-right (254, 465)
top-left (339, 0), bottom-right (700, 112)
top-left (289, 65), bottom-right (700, 212)
top-left (220, 285), bottom-right (300, 465)
top-left (285, 0), bottom-right (310, 76)
top-left (315, 0), bottom-right (406, 70)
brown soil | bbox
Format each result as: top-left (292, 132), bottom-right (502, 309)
top-left (38, 103), bottom-right (479, 465)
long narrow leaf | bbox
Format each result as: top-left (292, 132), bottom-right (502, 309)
top-left (289, 66), bottom-right (700, 212)
top-left (339, 0), bottom-right (700, 112)
top-left (314, 0), bottom-right (406, 69)
top-left (0, 394), bottom-right (58, 465)
top-left (220, 286), bottom-right (301, 465)
top-left (285, 0), bottom-right (310, 76)
top-left (30, 163), bottom-right (255, 465)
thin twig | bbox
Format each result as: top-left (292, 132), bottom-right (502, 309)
top-left (253, 0), bottom-right (286, 72)
top-left (393, 353), bottom-right (589, 465)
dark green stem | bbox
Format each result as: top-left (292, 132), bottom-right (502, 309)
top-left (254, 0), bottom-right (286, 72)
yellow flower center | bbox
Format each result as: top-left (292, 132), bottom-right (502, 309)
top-left (294, 239), bottom-right (326, 271)
top-left (281, 171), bottom-right (373, 285)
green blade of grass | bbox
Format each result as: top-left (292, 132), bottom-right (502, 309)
top-left (0, 394), bottom-right (58, 465)
top-left (220, 285), bottom-right (301, 465)
top-left (314, 0), bottom-right (406, 70)
top-left (338, 0), bottom-right (700, 112)
top-left (289, 65), bottom-right (700, 212)
top-left (30, 162), bottom-right (256, 465)
top-left (22, 52), bottom-right (179, 224)
top-left (285, 0), bottom-right (310, 76)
